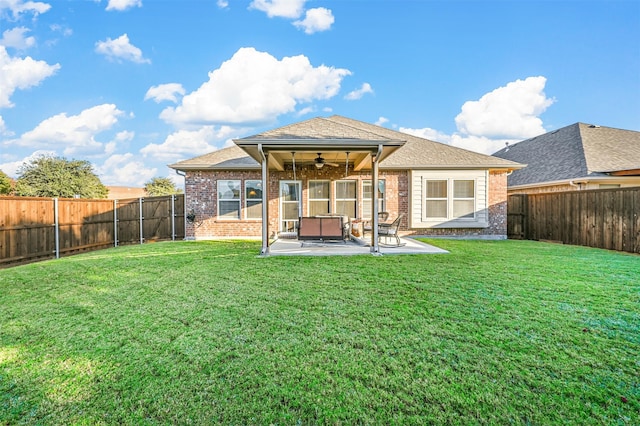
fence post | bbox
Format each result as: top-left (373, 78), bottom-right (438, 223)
top-left (54, 198), bottom-right (60, 259)
top-left (171, 194), bottom-right (176, 241)
top-left (139, 197), bottom-right (144, 244)
top-left (114, 199), bottom-right (118, 247)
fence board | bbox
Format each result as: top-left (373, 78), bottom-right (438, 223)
top-left (508, 188), bottom-right (640, 254)
top-left (1, 194), bottom-right (185, 267)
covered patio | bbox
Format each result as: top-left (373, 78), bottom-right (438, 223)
top-left (235, 119), bottom-right (406, 256)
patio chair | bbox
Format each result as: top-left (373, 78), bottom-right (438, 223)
top-left (378, 214), bottom-right (404, 246)
top-left (363, 211), bottom-right (389, 236)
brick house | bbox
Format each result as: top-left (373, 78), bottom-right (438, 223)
top-left (493, 123), bottom-right (640, 194)
top-left (169, 115), bottom-right (523, 254)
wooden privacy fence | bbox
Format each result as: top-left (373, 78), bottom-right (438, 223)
top-left (1, 195), bottom-right (185, 267)
top-left (508, 187), bottom-right (640, 254)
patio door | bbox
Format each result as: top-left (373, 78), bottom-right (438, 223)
top-left (279, 180), bottom-right (301, 233)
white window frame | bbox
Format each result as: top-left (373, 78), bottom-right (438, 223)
top-left (334, 180), bottom-right (357, 218)
top-left (422, 178), bottom-right (477, 222)
top-left (424, 179), bottom-right (448, 220)
top-left (362, 179), bottom-right (386, 219)
top-left (217, 179), bottom-right (241, 220)
top-left (279, 180), bottom-right (302, 233)
top-left (452, 179), bottom-right (476, 220)
top-left (308, 180), bottom-right (331, 216)
top-left (245, 180), bottom-right (263, 220)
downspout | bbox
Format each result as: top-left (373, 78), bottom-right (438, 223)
top-left (259, 144), bottom-right (270, 256)
top-left (175, 170), bottom-right (187, 240)
top-left (371, 144), bottom-right (383, 255)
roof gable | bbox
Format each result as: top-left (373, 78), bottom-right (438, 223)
top-left (240, 116), bottom-right (393, 142)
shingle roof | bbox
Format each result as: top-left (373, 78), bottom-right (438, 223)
top-left (241, 116), bottom-right (393, 141)
top-left (168, 145), bottom-right (260, 170)
top-left (327, 116), bottom-right (522, 169)
top-left (169, 115), bottom-right (523, 171)
top-left (492, 123), bottom-right (640, 186)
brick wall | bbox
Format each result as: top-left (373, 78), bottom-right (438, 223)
top-left (184, 168), bottom-right (509, 239)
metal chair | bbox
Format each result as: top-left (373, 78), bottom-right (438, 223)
top-left (363, 211), bottom-right (389, 236)
top-left (378, 214), bottom-right (404, 246)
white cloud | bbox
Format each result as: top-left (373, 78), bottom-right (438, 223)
top-left (293, 7), bottom-right (334, 34)
top-left (145, 83), bottom-right (185, 103)
top-left (106, 0), bottom-right (142, 11)
top-left (104, 130), bottom-right (134, 155)
top-left (399, 126), bottom-right (452, 143)
top-left (97, 153), bottom-right (156, 186)
top-left (140, 126), bottom-right (234, 161)
top-left (0, 115), bottom-right (6, 134)
top-left (0, 46), bottom-right (60, 108)
top-left (249, 0), bottom-right (305, 18)
top-left (455, 76), bottom-right (554, 139)
top-left (399, 76), bottom-right (554, 155)
top-left (14, 104), bottom-right (124, 155)
top-left (217, 0), bottom-right (228, 8)
top-left (50, 24), bottom-right (73, 37)
top-left (0, 0), bottom-right (50, 18)
top-left (375, 116), bottom-right (389, 126)
top-left (296, 106), bottom-right (315, 116)
top-left (0, 149), bottom-right (55, 177)
top-left (344, 82), bottom-right (373, 100)
top-left (1, 27), bottom-right (35, 50)
top-left (160, 47), bottom-right (351, 126)
top-left (95, 34), bottom-right (150, 64)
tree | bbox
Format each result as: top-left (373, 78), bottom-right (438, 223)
top-left (15, 156), bottom-right (108, 198)
top-left (144, 177), bottom-right (183, 197)
top-left (0, 169), bottom-right (12, 195)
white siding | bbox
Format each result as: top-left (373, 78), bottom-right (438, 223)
top-left (409, 170), bottom-right (489, 229)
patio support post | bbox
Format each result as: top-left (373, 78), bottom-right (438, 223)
top-left (371, 144), bottom-right (382, 254)
top-left (259, 144), bottom-right (270, 256)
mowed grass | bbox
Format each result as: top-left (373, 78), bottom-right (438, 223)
top-left (1, 240), bottom-right (638, 425)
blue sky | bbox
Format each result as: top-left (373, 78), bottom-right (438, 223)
top-left (1, 0), bottom-right (639, 187)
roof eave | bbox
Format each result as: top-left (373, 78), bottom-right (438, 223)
top-left (380, 163), bottom-right (526, 171)
top-left (168, 164), bottom-right (260, 171)
top-left (234, 138), bottom-right (406, 164)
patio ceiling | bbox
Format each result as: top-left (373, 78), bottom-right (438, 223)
top-left (235, 139), bottom-right (405, 171)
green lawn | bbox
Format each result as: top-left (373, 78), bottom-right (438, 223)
top-left (1, 240), bottom-right (638, 424)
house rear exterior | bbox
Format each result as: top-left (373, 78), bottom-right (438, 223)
top-left (170, 116), bottom-right (523, 245)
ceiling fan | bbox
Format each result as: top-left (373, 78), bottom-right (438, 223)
top-left (312, 153), bottom-right (339, 169)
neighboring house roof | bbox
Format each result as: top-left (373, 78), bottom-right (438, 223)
top-left (169, 115), bottom-right (523, 171)
top-left (492, 123), bottom-right (640, 187)
top-left (107, 186), bottom-right (146, 199)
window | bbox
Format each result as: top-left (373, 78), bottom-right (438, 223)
top-left (335, 180), bottom-right (356, 218)
top-left (425, 180), bottom-right (448, 219)
top-left (308, 180), bottom-right (330, 216)
top-left (279, 181), bottom-right (301, 233)
top-left (245, 180), bottom-right (262, 219)
top-left (362, 179), bottom-right (386, 219)
top-left (218, 180), bottom-right (241, 219)
top-left (424, 179), bottom-right (476, 220)
top-left (453, 180), bottom-right (475, 219)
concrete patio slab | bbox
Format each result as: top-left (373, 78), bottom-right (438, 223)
top-left (267, 237), bottom-right (448, 256)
